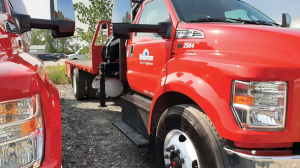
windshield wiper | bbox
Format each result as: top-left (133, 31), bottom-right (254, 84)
top-left (187, 18), bottom-right (279, 26)
top-left (221, 18), bottom-right (279, 26)
top-left (186, 18), bottom-right (234, 23)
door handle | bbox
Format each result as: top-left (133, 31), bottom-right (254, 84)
top-left (130, 45), bottom-right (133, 57)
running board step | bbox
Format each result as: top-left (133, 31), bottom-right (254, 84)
top-left (113, 121), bottom-right (149, 148)
top-left (122, 94), bottom-right (152, 113)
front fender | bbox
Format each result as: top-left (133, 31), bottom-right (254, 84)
top-left (150, 55), bottom-right (299, 144)
top-left (153, 71), bottom-right (239, 140)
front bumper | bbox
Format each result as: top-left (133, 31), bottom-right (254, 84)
top-left (224, 147), bottom-right (300, 168)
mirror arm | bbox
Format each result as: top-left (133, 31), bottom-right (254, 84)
top-left (128, 24), bottom-right (161, 32)
top-left (113, 23), bottom-right (172, 39)
top-left (11, 8), bottom-right (75, 38)
top-left (26, 18), bottom-right (56, 30)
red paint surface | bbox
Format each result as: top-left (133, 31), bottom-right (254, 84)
top-left (123, 0), bottom-right (300, 148)
top-left (0, 1), bottom-right (61, 167)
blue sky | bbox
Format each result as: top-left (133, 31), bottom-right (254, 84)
top-left (23, 0), bottom-right (300, 45)
top-left (57, 0), bottom-right (76, 21)
top-left (243, 0), bottom-right (300, 21)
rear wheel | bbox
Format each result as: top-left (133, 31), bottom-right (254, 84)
top-left (53, 58), bottom-right (57, 62)
top-left (156, 104), bottom-right (232, 168)
top-left (73, 69), bottom-right (86, 100)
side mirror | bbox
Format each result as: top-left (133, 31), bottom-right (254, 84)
top-left (282, 13), bottom-right (292, 27)
top-left (10, 0), bottom-right (75, 38)
top-left (112, 0), bottom-right (172, 39)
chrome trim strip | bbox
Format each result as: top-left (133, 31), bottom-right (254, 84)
top-left (175, 29), bottom-right (205, 39)
top-left (4, 21), bottom-right (18, 34)
top-left (223, 147), bottom-right (300, 168)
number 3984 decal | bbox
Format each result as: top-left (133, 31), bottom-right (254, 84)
top-left (183, 42), bottom-right (195, 48)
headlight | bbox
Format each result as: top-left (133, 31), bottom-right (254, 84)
top-left (232, 81), bottom-right (287, 131)
top-left (0, 95), bottom-right (44, 167)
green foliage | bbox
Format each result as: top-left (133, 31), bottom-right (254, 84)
top-left (30, 29), bottom-right (79, 54)
top-left (74, 0), bottom-right (113, 44)
top-left (122, 12), bottom-right (131, 23)
top-left (30, 10), bottom-right (79, 54)
top-left (45, 65), bottom-right (72, 84)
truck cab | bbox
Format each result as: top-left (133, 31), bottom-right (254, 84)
top-left (67, 0), bottom-right (300, 167)
top-left (0, 0), bottom-right (75, 167)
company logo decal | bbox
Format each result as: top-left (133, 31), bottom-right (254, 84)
top-left (139, 49), bottom-right (153, 66)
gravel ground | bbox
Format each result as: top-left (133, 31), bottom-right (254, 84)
top-left (57, 84), bottom-right (157, 168)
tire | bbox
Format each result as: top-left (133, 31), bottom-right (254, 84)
top-left (73, 69), bottom-right (86, 100)
top-left (53, 58), bottom-right (57, 62)
top-left (87, 80), bottom-right (97, 99)
top-left (156, 104), bottom-right (232, 168)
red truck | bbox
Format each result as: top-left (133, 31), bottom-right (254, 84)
top-left (0, 0), bottom-right (75, 167)
top-left (66, 0), bottom-right (300, 167)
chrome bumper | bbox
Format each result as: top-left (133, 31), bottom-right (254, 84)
top-left (224, 147), bottom-right (300, 168)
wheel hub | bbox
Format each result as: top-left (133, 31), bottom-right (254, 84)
top-left (164, 130), bottom-right (200, 168)
top-left (171, 156), bottom-right (184, 168)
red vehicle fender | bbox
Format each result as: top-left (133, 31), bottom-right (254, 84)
top-left (148, 60), bottom-right (238, 140)
top-left (40, 77), bottom-right (62, 168)
top-left (149, 54), bottom-right (300, 146)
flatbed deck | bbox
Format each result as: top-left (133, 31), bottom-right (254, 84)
top-left (65, 59), bottom-right (98, 78)
top-left (67, 60), bottom-right (92, 68)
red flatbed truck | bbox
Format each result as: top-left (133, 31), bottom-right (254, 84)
top-left (65, 21), bottom-right (113, 99)
top-left (66, 0), bottom-right (300, 167)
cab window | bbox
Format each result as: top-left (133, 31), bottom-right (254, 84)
top-left (171, 0), bottom-right (275, 23)
top-left (0, 0), bottom-right (5, 13)
top-left (9, 0), bottom-right (27, 14)
top-left (225, 9), bottom-right (251, 20)
top-left (137, 0), bottom-right (170, 38)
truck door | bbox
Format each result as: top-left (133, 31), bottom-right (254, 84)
top-left (127, 0), bottom-right (173, 97)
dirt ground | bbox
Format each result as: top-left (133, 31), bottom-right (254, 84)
top-left (43, 58), bottom-right (66, 66)
top-left (57, 84), bottom-right (157, 168)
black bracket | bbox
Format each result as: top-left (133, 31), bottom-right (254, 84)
top-left (99, 63), bottom-right (106, 107)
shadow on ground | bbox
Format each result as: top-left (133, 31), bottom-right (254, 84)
top-left (57, 85), bottom-right (157, 168)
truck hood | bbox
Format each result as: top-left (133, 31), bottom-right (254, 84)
top-left (0, 52), bottom-right (46, 101)
top-left (176, 23), bottom-right (300, 67)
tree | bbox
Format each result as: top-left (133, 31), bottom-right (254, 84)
top-left (30, 10), bottom-right (76, 54)
top-left (74, 0), bottom-right (113, 44)
top-left (30, 29), bottom-right (56, 53)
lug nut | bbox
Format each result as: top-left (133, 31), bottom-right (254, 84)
top-left (180, 158), bottom-right (185, 164)
top-left (174, 149), bottom-right (180, 154)
top-left (165, 163), bottom-right (171, 168)
top-left (164, 154), bottom-right (169, 158)
top-left (165, 145), bottom-right (175, 152)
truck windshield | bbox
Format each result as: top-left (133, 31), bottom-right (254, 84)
top-left (170, 0), bottom-right (277, 25)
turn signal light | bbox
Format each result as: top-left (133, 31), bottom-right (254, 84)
top-left (233, 95), bottom-right (254, 106)
top-left (0, 95), bottom-right (44, 168)
top-left (231, 81), bottom-right (287, 131)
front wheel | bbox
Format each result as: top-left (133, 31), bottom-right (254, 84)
top-left (156, 104), bottom-right (232, 168)
top-left (53, 58), bottom-right (57, 62)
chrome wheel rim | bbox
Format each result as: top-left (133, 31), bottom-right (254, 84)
top-left (164, 130), bottom-right (200, 168)
top-left (73, 72), bottom-right (77, 94)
